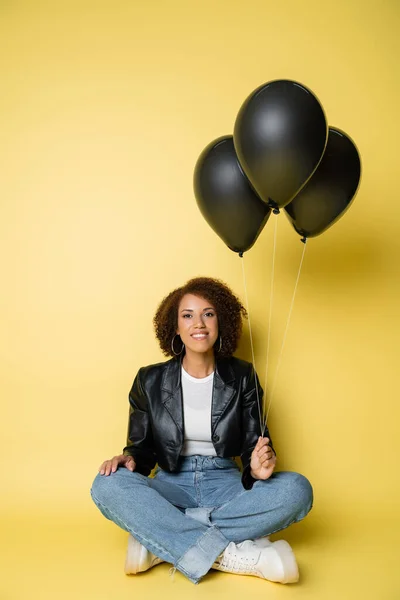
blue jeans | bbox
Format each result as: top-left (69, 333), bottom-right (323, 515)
top-left (90, 455), bottom-right (313, 584)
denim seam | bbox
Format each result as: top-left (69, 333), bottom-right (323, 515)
top-left (176, 523), bottom-right (225, 559)
top-left (210, 486), bottom-right (249, 514)
top-left (90, 489), bottom-right (176, 564)
top-left (266, 517), bottom-right (301, 536)
top-left (265, 502), bottom-right (314, 536)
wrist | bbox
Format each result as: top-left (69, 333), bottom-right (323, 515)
top-left (250, 468), bottom-right (259, 480)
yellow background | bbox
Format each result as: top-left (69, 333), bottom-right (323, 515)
top-left (1, 0), bottom-right (399, 598)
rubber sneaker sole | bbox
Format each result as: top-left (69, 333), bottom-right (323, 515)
top-left (124, 534), bottom-right (164, 574)
top-left (271, 540), bottom-right (299, 583)
top-left (124, 534), bottom-right (144, 574)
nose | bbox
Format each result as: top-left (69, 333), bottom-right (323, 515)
top-left (193, 315), bottom-right (206, 328)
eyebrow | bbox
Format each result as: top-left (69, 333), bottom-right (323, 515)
top-left (180, 307), bottom-right (215, 313)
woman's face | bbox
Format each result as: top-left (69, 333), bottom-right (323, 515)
top-left (176, 294), bottom-right (219, 355)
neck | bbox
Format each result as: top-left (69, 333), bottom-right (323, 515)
top-left (182, 349), bottom-right (215, 378)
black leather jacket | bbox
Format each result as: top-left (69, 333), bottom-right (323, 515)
top-left (122, 354), bottom-right (275, 490)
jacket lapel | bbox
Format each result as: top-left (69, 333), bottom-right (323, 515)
top-left (212, 358), bottom-right (236, 434)
top-left (160, 356), bottom-right (236, 437)
top-left (161, 358), bottom-right (184, 434)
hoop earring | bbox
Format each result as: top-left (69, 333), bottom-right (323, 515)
top-left (217, 336), bottom-right (222, 352)
top-left (171, 334), bottom-right (184, 356)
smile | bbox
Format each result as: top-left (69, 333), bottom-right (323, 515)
top-left (191, 333), bottom-right (209, 340)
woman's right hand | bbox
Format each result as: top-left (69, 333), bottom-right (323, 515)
top-left (98, 454), bottom-right (136, 476)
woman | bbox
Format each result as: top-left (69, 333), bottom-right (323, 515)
top-left (90, 276), bottom-right (313, 585)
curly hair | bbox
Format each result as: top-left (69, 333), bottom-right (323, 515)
top-left (153, 277), bottom-right (247, 359)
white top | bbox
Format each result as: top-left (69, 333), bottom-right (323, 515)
top-left (180, 365), bottom-right (217, 457)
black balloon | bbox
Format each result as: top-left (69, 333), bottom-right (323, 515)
top-left (284, 127), bottom-right (361, 239)
top-left (194, 136), bottom-right (271, 253)
top-left (234, 79), bottom-right (328, 210)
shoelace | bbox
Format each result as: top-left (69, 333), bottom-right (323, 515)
top-left (218, 551), bottom-right (257, 574)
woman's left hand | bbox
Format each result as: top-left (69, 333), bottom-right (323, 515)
top-left (250, 436), bottom-right (276, 481)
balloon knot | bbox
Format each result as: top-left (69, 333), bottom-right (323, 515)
top-left (238, 252), bottom-right (244, 258)
top-left (300, 236), bottom-right (307, 244)
top-left (273, 208), bottom-right (280, 215)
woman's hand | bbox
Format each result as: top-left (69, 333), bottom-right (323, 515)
top-left (250, 436), bottom-right (276, 481)
top-left (98, 454), bottom-right (136, 476)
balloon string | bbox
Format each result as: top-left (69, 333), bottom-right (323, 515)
top-left (264, 240), bottom-right (307, 425)
top-left (263, 214), bottom-right (278, 419)
top-left (240, 254), bottom-right (265, 437)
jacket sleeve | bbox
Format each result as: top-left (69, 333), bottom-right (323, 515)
top-left (122, 368), bottom-right (157, 476)
top-left (240, 364), bottom-right (276, 491)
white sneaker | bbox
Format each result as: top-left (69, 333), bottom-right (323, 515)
top-left (252, 536), bottom-right (272, 548)
top-left (124, 533), bottom-right (164, 574)
top-left (212, 539), bottom-right (299, 583)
